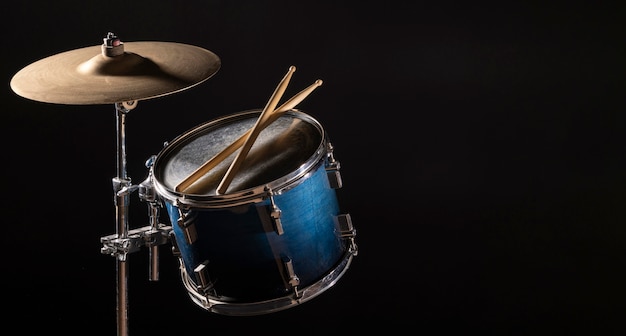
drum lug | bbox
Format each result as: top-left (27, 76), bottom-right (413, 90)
top-left (169, 231), bottom-right (181, 257)
top-left (282, 256), bottom-right (302, 298)
top-left (336, 214), bottom-right (358, 256)
top-left (265, 186), bottom-right (284, 235)
top-left (193, 260), bottom-right (215, 294)
top-left (175, 203), bottom-right (198, 244)
top-left (326, 170), bottom-right (343, 190)
top-left (325, 142), bottom-right (343, 189)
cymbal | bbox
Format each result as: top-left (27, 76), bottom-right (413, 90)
top-left (10, 40), bottom-right (221, 105)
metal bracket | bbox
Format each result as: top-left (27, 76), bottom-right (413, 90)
top-left (112, 177), bottom-right (136, 198)
top-left (101, 224), bottom-right (172, 261)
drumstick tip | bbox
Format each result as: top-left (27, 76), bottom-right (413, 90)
top-left (289, 65), bottom-right (296, 72)
top-left (315, 79), bottom-right (323, 86)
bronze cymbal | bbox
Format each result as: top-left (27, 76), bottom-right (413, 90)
top-left (10, 40), bottom-right (221, 105)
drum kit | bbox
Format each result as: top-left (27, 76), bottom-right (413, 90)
top-left (10, 33), bottom-right (358, 335)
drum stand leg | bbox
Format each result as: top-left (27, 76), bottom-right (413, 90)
top-left (99, 101), bottom-right (172, 336)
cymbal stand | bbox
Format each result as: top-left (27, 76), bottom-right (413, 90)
top-left (100, 101), bottom-right (172, 336)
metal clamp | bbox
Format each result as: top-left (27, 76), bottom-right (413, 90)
top-left (100, 224), bottom-right (172, 261)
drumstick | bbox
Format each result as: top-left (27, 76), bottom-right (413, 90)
top-left (174, 78), bottom-right (323, 192)
top-left (216, 66), bottom-right (296, 194)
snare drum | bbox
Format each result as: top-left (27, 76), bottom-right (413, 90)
top-left (151, 109), bottom-right (357, 316)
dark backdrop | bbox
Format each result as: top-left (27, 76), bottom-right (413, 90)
top-left (3, 1), bottom-right (625, 334)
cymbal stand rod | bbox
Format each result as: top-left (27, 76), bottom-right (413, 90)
top-left (112, 101), bottom-right (137, 336)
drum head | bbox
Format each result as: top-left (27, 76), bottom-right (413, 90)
top-left (154, 110), bottom-right (323, 196)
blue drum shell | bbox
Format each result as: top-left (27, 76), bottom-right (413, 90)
top-left (153, 109), bottom-right (349, 303)
top-left (167, 163), bottom-right (344, 302)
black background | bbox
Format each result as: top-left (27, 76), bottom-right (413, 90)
top-left (3, 1), bottom-right (625, 334)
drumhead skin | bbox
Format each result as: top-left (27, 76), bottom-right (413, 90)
top-left (151, 109), bottom-right (356, 315)
top-left (154, 109), bottom-right (323, 202)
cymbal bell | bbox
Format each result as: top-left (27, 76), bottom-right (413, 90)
top-left (10, 39), bottom-right (221, 105)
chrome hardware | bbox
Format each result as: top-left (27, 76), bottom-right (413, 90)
top-left (326, 170), bottom-right (343, 189)
top-left (282, 257), bottom-right (301, 298)
top-left (193, 260), bottom-right (214, 292)
top-left (336, 214), bottom-right (358, 256)
top-left (169, 231), bottom-right (181, 258)
top-left (112, 177), bottom-right (135, 198)
top-left (325, 142), bottom-right (343, 189)
top-left (137, 159), bottom-right (168, 281)
top-left (176, 204), bottom-right (198, 245)
top-left (138, 155), bottom-right (158, 203)
top-left (102, 32), bottom-right (124, 57)
top-left (265, 186), bottom-right (284, 235)
top-left (100, 224), bottom-right (172, 261)
top-left (103, 171), bottom-right (172, 262)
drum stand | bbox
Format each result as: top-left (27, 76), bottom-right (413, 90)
top-left (100, 101), bottom-right (173, 336)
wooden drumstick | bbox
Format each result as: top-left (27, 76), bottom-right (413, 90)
top-left (216, 66), bottom-right (296, 194)
top-left (175, 78), bottom-right (323, 192)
